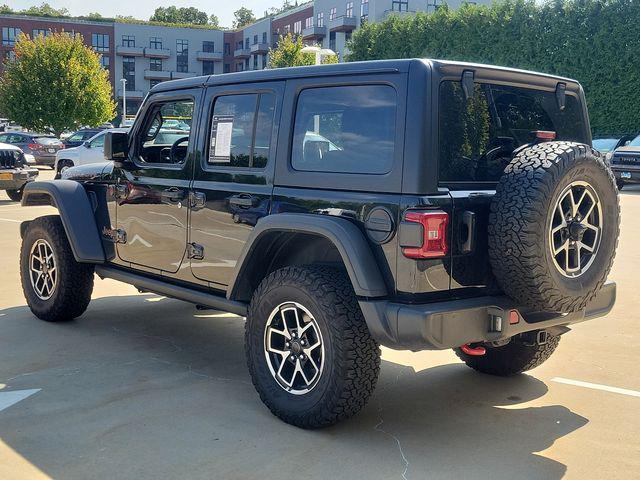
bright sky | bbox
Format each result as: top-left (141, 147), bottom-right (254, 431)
top-left (8, 1), bottom-right (284, 28)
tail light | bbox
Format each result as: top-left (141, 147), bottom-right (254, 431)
top-left (402, 210), bottom-right (449, 259)
top-left (28, 143), bottom-right (42, 150)
top-left (534, 130), bottom-right (556, 141)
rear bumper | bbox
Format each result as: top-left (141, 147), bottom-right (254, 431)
top-left (0, 168), bottom-right (39, 190)
top-left (33, 154), bottom-right (56, 166)
top-left (359, 281), bottom-right (616, 351)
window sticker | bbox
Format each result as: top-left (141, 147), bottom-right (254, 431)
top-left (210, 114), bottom-right (234, 163)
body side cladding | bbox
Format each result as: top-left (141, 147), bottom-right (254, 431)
top-left (21, 180), bottom-right (106, 263)
top-left (228, 213), bottom-right (389, 300)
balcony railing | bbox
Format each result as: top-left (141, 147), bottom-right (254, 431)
top-left (196, 51), bottom-right (224, 61)
top-left (117, 89), bottom-right (144, 99)
top-left (234, 48), bottom-right (251, 59)
top-left (329, 15), bottom-right (357, 32)
top-left (302, 26), bottom-right (327, 40)
top-left (144, 69), bottom-right (171, 80)
top-left (250, 42), bottom-right (270, 54)
top-left (116, 45), bottom-right (144, 56)
top-left (144, 47), bottom-right (171, 58)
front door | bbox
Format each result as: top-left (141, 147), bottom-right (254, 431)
top-left (189, 82), bottom-right (283, 288)
top-left (115, 89), bottom-right (202, 273)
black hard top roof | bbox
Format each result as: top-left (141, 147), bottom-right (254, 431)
top-left (150, 58), bottom-right (579, 93)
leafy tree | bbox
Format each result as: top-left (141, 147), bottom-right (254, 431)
top-left (150, 6), bottom-right (209, 25)
top-left (268, 34), bottom-right (338, 68)
top-left (0, 32), bottom-right (115, 136)
top-left (21, 2), bottom-right (68, 17)
top-left (209, 14), bottom-right (220, 28)
top-left (0, 4), bottom-right (13, 14)
top-left (233, 7), bottom-right (256, 29)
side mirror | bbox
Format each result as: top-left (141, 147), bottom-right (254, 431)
top-left (83, 140), bottom-right (91, 148)
top-left (104, 131), bottom-right (130, 167)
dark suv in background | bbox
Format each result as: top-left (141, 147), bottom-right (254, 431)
top-left (0, 132), bottom-right (64, 168)
top-left (19, 59), bottom-right (619, 428)
top-left (609, 133), bottom-right (640, 189)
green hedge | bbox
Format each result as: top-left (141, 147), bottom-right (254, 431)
top-left (347, 0), bottom-right (640, 136)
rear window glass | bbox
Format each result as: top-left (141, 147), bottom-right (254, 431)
top-left (35, 137), bottom-right (59, 145)
top-left (439, 81), bottom-right (587, 183)
top-left (291, 85), bottom-right (396, 174)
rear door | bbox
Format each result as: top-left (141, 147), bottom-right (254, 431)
top-left (438, 75), bottom-right (590, 295)
top-left (188, 81), bottom-right (283, 288)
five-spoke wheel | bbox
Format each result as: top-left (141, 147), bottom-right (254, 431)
top-left (29, 239), bottom-right (57, 300)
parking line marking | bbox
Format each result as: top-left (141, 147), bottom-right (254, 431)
top-left (552, 377), bottom-right (640, 398)
top-left (0, 218), bottom-right (20, 223)
top-left (0, 389), bottom-right (41, 412)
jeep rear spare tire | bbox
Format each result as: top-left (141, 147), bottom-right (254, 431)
top-left (489, 141), bottom-right (619, 313)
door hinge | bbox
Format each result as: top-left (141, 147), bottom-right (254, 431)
top-left (189, 191), bottom-right (206, 209)
top-left (187, 242), bottom-right (204, 260)
top-left (102, 226), bottom-right (127, 244)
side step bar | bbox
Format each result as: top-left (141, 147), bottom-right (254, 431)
top-left (95, 266), bottom-right (248, 317)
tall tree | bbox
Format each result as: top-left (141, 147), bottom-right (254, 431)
top-left (233, 7), bottom-right (256, 29)
top-left (0, 33), bottom-right (115, 136)
top-left (21, 2), bottom-right (68, 17)
top-left (268, 34), bottom-right (338, 68)
top-left (209, 14), bottom-right (220, 28)
top-left (150, 6), bottom-right (209, 25)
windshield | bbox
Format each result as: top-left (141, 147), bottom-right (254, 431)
top-left (35, 137), bottom-right (61, 145)
top-left (628, 134), bottom-right (640, 147)
top-left (592, 138), bottom-right (619, 152)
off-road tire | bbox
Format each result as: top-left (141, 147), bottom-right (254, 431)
top-left (6, 188), bottom-right (22, 202)
top-left (489, 142), bottom-right (619, 313)
top-left (454, 333), bottom-right (561, 376)
top-left (245, 265), bottom-right (380, 428)
top-left (20, 215), bottom-right (94, 322)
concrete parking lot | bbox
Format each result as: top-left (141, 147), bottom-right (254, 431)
top-left (1, 168), bottom-right (639, 479)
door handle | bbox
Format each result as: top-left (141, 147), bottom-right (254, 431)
top-left (229, 194), bottom-right (259, 208)
top-left (460, 211), bottom-right (476, 254)
top-left (161, 187), bottom-right (185, 204)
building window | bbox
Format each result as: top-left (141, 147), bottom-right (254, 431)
top-left (121, 35), bottom-right (135, 47)
top-left (345, 31), bottom-right (353, 43)
top-left (262, 54), bottom-right (267, 68)
top-left (236, 62), bottom-right (243, 72)
top-left (149, 37), bottom-right (162, 49)
top-left (329, 31), bottom-right (336, 51)
top-left (202, 41), bottom-right (215, 53)
top-left (253, 34), bottom-right (258, 45)
top-left (294, 21), bottom-right (302, 34)
top-left (237, 41), bottom-right (244, 50)
top-left (100, 55), bottom-right (110, 69)
top-left (346, 2), bottom-right (354, 17)
top-left (361, 0), bottom-right (369, 20)
top-left (262, 32), bottom-right (267, 44)
top-left (149, 58), bottom-right (163, 71)
top-left (330, 7), bottom-right (337, 21)
top-left (32, 29), bottom-right (48, 38)
top-left (176, 39), bottom-right (189, 72)
top-left (203, 60), bottom-right (215, 75)
top-left (317, 13), bottom-right (324, 27)
top-left (123, 56), bottom-right (136, 90)
top-left (245, 37), bottom-right (250, 49)
top-left (149, 79), bottom-right (162, 89)
top-left (305, 17), bottom-right (313, 29)
top-left (92, 33), bottom-right (109, 52)
top-left (253, 55), bottom-right (258, 70)
top-left (283, 24), bottom-right (290, 34)
top-left (224, 63), bottom-right (230, 73)
top-left (224, 42), bottom-right (231, 55)
top-left (2, 27), bottom-right (21, 46)
top-left (245, 58), bottom-right (250, 69)
top-left (392, 0), bottom-right (409, 12)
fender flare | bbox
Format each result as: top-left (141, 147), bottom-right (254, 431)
top-left (21, 180), bottom-right (105, 263)
top-left (228, 213), bottom-right (388, 300)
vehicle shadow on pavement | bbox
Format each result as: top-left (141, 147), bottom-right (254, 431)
top-left (0, 294), bottom-right (587, 480)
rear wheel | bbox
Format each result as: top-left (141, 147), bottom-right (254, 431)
top-left (20, 215), bottom-right (94, 322)
top-left (5, 188), bottom-right (23, 202)
top-left (245, 266), bottom-right (380, 428)
top-left (454, 332), bottom-right (561, 376)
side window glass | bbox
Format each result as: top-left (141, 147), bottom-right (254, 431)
top-left (291, 85), bottom-right (397, 174)
top-left (208, 93), bottom-right (274, 168)
top-left (90, 134), bottom-right (105, 148)
top-left (138, 100), bottom-right (193, 165)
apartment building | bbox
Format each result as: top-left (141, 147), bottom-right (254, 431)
top-left (113, 23), bottom-right (224, 114)
top-left (0, 15), bottom-right (115, 86)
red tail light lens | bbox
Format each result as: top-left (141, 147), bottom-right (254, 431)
top-left (402, 210), bottom-right (449, 259)
top-left (534, 130), bottom-right (556, 141)
top-left (28, 143), bottom-right (42, 150)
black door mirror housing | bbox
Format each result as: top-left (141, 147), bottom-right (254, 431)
top-left (104, 131), bottom-right (131, 166)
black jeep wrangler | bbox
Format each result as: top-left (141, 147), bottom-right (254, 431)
top-left (1, 142), bottom-right (38, 201)
top-left (19, 60), bottom-right (619, 428)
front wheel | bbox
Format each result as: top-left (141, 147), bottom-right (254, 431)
top-left (245, 266), bottom-right (380, 428)
top-left (5, 188), bottom-right (23, 202)
top-left (454, 332), bottom-right (561, 376)
top-left (20, 215), bottom-right (94, 322)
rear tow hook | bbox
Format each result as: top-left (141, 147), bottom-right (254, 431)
top-left (460, 343), bottom-right (486, 356)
